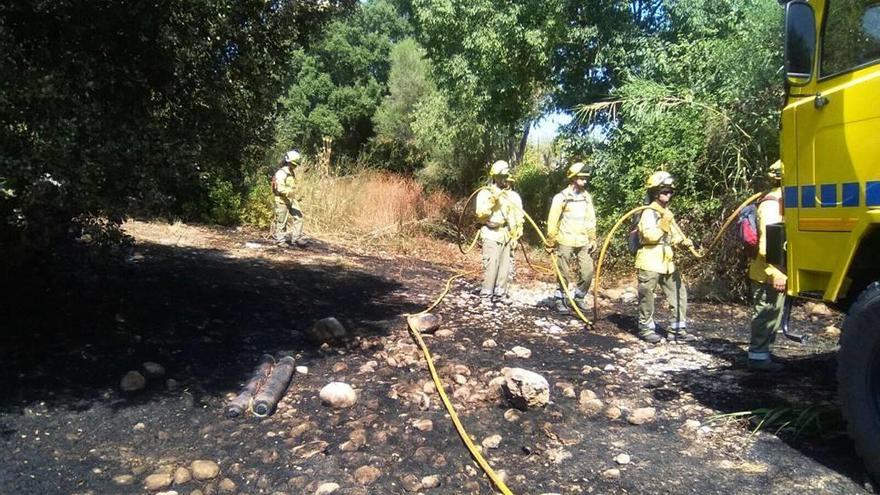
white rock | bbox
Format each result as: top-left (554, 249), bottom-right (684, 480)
top-left (615, 453), bottom-right (631, 465)
top-left (481, 434), bottom-right (502, 449)
top-left (482, 339), bottom-right (497, 348)
top-left (143, 473), bottom-right (173, 491)
top-left (503, 368), bottom-right (550, 409)
top-left (602, 468), bottom-right (621, 480)
top-left (190, 460), bottom-right (220, 480)
top-left (505, 346), bottom-right (532, 359)
top-left (296, 365), bottom-right (309, 374)
top-left (315, 482), bottom-right (340, 494)
top-left (319, 382), bottom-right (357, 408)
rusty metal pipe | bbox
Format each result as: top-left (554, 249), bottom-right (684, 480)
top-left (252, 356), bottom-right (295, 417)
top-left (225, 354), bottom-right (274, 419)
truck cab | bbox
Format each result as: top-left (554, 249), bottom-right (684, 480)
top-left (781, 0), bottom-right (880, 481)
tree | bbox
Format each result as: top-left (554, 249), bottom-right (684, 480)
top-left (0, 0), bottom-right (353, 246)
top-left (274, 0), bottom-right (411, 161)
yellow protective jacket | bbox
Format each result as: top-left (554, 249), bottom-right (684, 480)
top-left (546, 186), bottom-right (597, 248)
top-left (273, 166), bottom-right (300, 208)
top-left (748, 188), bottom-right (786, 284)
top-left (635, 201), bottom-right (686, 274)
top-left (475, 185), bottom-right (524, 244)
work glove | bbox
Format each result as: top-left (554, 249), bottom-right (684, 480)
top-left (771, 274), bottom-right (786, 292)
top-left (543, 237), bottom-right (557, 254)
top-left (587, 240), bottom-right (598, 254)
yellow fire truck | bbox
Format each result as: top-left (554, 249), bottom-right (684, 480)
top-left (780, 0), bottom-right (880, 481)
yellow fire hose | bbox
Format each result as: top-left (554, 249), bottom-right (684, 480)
top-left (410, 186), bottom-right (764, 494)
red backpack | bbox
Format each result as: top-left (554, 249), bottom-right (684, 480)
top-left (737, 193), bottom-right (779, 258)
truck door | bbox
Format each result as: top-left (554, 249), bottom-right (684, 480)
top-left (794, 0), bottom-right (880, 233)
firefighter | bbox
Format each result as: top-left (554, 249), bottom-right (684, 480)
top-left (544, 161), bottom-right (598, 314)
top-left (747, 161), bottom-right (786, 372)
top-left (635, 171), bottom-right (695, 343)
top-left (475, 160), bottom-right (524, 305)
top-left (273, 150), bottom-right (306, 247)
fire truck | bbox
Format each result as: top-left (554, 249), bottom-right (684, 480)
top-left (779, 0), bottom-right (880, 480)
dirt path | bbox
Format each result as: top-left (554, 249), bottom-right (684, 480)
top-left (0, 221), bottom-right (873, 494)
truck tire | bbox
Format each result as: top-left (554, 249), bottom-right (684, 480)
top-left (838, 281), bottom-right (880, 483)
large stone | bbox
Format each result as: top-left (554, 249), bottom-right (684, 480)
top-left (144, 473), bottom-right (173, 491)
top-left (505, 346), bottom-right (532, 359)
top-left (142, 361), bottom-right (166, 377)
top-left (407, 313), bottom-right (442, 333)
top-left (503, 368), bottom-right (550, 409)
top-left (218, 478), bottom-right (236, 493)
top-left (304, 317), bottom-right (350, 345)
top-left (120, 371), bottom-right (146, 392)
top-left (578, 389), bottom-right (604, 415)
top-left (319, 382), bottom-right (357, 408)
top-left (191, 460), bottom-right (220, 480)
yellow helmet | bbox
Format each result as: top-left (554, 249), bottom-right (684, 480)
top-left (646, 170), bottom-right (675, 190)
top-left (767, 160), bottom-right (783, 180)
top-left (567, 162), bottom-right (593, 180)
top-left (489, 160), bottom-right (511, 177)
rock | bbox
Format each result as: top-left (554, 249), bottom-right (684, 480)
top-left (173, 467), bottom-right (192, 485)
top-left (603, 288), bottom-right (624, 300)
top-left (407, 313), bottom-right (442, 333)
top-left (304, 317), bottom-right (350, 345)
top-left (579, 394), bottom-right (604, 415)
top-left (315, 482), bottom-right (340, 494)
top-left (319, 382), bottom-right (357, 408)
top-left (218, 478), bottom-right (236, 493)
top-left (400, 474), bottom-right (422, 492)
top-left (121, 371), bottom-right (146, 392)
top-left (503, 368), bottom-right (550, 409)
top-left (823, 325), bottom-right (841, 338)
top-left (419, 475), bottom-right (439, 490)
top-left (412, 419), bottom-right (433, 432)
top-left (615, 453), bottom-right (631, 465)
top-left (434, 329), bottom-right (454, 338)
top-left (113, 474), bottom-right (135, 485)
top-left (191, 460), bottom-right (220, 481)
top-left (133, 422), bottom-right (146, 431)
top-left (354, 465), bottom-right (381, 485)
top-left (144, 473), bottom-right (173, 491)
top-left (605, 406), bottom-right (622, 421)
top-left (482, 339), bottom-right (497, 348)
top-left (601, 468), bottom-right (621, 480)
top-left (504, 409), bottom-right (521, 422)
top-left (296, 366), bottom-right (309, 374)
top-left (627, 407), bottom-right (656, 425)
top-left (165, 379), bottom-right (179, 391)
top-left (482, 434), bottom-right (502, 449)
top-left (505, 346), bottom-right (532, 359)
top-left (156, 491), bottom-right (178, 495)
top-left (682, 419), bottom-right (701, 431)
top-left (805, 301), bottom-right (833, 317)
top-left (620, 292), bottom-right (637, 304)
top-left (142, 361), bottom-right (165, 377)
top-left (555, 382), bottom-right (576, 398)
top-left (292, 440), bottom-right (329, 459)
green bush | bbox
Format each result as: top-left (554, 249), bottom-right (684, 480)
top-left (206, 178), bottom-right (242, 226)
top-left (240, 179), bottom-right (274, 229)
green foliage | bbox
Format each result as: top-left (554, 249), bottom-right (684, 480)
top-left (240, 180), bottom-right (275, 229)
top-left (206, 178), bottom-right (242, 226)
top-left (709, 404), bottom-right (845, 438)
top-left (275, 0), bottom-right (411, 158)
top-left (0, 0), bottom-right (352, 248)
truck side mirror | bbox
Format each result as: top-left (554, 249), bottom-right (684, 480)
top-left (784, 1), bottom-right (816, 86)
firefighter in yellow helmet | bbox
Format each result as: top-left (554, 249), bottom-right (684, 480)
top-left (746, 160), bottom-right (786, 372)
top-left (635, 171), bottom-right (695, 343)
top-left (273, 150), bottom-right (307, 247)
top-left (544, 161), bottom-right (598, 314)
top-left (475, 160), bottom-right (524, 305)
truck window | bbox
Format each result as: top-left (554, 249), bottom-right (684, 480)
top-left (821, 0), bottom-right (880, 76)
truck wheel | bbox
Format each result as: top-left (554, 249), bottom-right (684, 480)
top-left (838, 281), bottom-right (880, 483)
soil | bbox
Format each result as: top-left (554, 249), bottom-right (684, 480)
top-left (0, 221), bottom-right (874, 495)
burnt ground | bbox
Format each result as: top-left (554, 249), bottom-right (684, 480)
top-left (0, 221), bottom-right (875, 495)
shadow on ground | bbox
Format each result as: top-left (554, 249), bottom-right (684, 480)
top-left (0, 240), bottom-right (418, 412)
